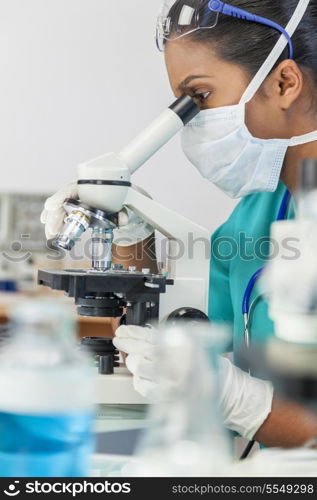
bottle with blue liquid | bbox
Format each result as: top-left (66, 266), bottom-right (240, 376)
top-left (0, 300), bottom-right (95, 477)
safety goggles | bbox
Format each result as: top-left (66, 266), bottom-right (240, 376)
top-left (156, 0), bottom-right (219, 52)
top-left (156, 0), bottom-right (294, 59)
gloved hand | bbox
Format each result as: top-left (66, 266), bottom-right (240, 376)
top-left (41, 182), bottom-right (154, 244)
top-left (114, 325), bottom-right (159, 399)
top-left (40, 182), bottom-right (79, 240)
top-left (113, 325), bottom-right (274, 441)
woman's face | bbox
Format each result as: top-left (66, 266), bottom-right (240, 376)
top-left (165, 38), bottom-right (295, 140)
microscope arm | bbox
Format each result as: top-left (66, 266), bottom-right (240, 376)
top-left (124, 187), bottom-right (211, 320)
top-left (124, 186), bottom-right (211, 280)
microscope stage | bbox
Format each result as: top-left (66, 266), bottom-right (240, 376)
top-left (38, 268), bottom-right (172, 297)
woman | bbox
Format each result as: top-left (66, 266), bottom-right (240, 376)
top-left (41, 0), bottom-right (317, 448)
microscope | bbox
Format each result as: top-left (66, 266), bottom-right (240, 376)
top-left (38, 95), bottom-right (212, 405)
top-left (265, 159), bottom-right (317, 408)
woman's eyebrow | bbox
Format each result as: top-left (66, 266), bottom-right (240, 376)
top-left (178, 74), bottom-right (210, 91)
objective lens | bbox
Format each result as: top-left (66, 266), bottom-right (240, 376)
top-left (54, 211), bottom-right (90, 251)
top-left (91, 228), bottom-right (113, 271)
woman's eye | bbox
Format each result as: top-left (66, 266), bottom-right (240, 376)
top-left (193, 91), bottom-right (211, 102)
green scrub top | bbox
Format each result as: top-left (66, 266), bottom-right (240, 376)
top-left (209, 182), bottom-right (295, 365)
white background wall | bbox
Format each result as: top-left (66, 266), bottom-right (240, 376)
top-left (0, 0), bottom-right (236, 232)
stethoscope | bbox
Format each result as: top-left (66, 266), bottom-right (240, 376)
top-left (242, 189), bottom-right (292, 349)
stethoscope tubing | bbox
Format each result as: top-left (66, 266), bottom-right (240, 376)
top-left (242, 189), bottom-right (291, 345)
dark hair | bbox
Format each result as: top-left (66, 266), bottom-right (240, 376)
top-left (166, 0), bottom-right (317, 83)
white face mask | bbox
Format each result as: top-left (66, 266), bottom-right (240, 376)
top-left (181, 0), bottom-right (317, 199)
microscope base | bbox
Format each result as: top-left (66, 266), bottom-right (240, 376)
top-left (93, 367), bottom-right (148, 405)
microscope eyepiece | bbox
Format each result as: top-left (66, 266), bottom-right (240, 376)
top-left (169, 95), bottom-right (200, 126)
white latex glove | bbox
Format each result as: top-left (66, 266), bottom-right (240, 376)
top-left (40, 182), bottom-right (78, 240)
top-left (113, 325), bottom-right (274, 441)
top-left (41, 183), bottom-right (154, 244)
top-left (114, 325), bottom-right (159, 399)
top-left (217, 356), bottom-right (273, 441)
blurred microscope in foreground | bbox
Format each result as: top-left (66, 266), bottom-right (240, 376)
top-left (266, 159), bottom-right (317, 408)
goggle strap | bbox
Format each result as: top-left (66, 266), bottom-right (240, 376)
top-left (209, 1), bottom-right (294, 59)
